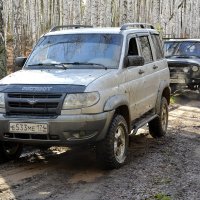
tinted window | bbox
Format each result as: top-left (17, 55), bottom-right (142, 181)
top-left (151, 34), bottom-right (164, 60)
top-left (128, 38), bottom-right (138, 56)
top-left (138, 36), bottom-right (153, 63)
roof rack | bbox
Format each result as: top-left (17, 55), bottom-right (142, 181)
top-left (163, 37), bottom-right (188, 40)
top-left (50, 25), bottom-right (93, 32)
top-left (120, 23), bottom-right (154, 30)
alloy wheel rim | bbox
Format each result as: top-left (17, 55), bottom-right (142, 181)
top-left (161, 104), bottom-right (168, 131)
top-left (114, 125), bottom-right (126, 163)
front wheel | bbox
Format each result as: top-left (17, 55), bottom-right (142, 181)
top-left (96, 115), bottom-right (129, 169)
top-left (0, 141), bottom-right (23, 163)
top-left (149, 97), bottom-right (168, 138)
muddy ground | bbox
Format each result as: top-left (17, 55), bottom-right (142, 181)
top-left (0, 91), bottom-right (199, 200)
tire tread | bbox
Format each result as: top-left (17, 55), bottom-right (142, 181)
top-left (149, 97), bottom-right (168, 138)
top-left (96, 115), bottom-right (128, 169)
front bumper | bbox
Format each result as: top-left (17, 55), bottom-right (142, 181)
top-left (170, 76), bottom-right (200, 86)
top-left (0, 111), bottom-right (114, 146)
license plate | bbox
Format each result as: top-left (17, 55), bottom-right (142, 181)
top-left (9, 122), bottom-right (48, 134)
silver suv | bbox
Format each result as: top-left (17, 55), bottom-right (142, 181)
top-left (0, 23), bottom-right (170, 169)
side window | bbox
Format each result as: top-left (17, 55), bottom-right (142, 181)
top-left (138, 36), bottom-right (153, 63)
top-left (128, 38), bottom-right (138, 56)
top-left (151, 34), bottom-right (164, 60)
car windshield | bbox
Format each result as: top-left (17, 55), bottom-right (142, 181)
top-left (26, 34), bottom-right (123, 69)
top-left (164, 41), bottom-right (200, 58)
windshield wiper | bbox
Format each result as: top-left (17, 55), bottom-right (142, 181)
top-left (27, 63), bottom-right (68, 70)
top-left (61, 62), bottom-right (108, 70)
top-left (28, 62), bottom-right (109, 70)
top-left (62, 62), bottom-right (108, 70)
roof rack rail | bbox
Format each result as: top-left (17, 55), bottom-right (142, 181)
top-left (50, 25), bottom-right (93, 32)
top-left (120, 23), bottom-right (154, 30)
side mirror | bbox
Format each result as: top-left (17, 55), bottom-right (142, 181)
top-left (125, 55), bottom-right (145, 67)
top-left (15, 57), bottom-right (27, 68)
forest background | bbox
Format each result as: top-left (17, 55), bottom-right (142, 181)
top-left (0, 0), bottom-right (200, 78)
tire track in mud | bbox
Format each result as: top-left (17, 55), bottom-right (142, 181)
top-left (0, 148), bottom-right (106, 200)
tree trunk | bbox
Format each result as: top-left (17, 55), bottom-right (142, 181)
top-left (12, 0), bottom-right (22, 70)
top-left (0, 0), bottom-right (7, 78)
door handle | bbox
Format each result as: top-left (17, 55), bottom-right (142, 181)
top-left (153, 65), bottom-right (158, 69)
top-left (138, 69), bottom-right (145, 74)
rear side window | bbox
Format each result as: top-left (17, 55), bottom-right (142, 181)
top-left (151, 34), bottom-right (164, 60)
top-left (138, 36), bottom-right (153, 63)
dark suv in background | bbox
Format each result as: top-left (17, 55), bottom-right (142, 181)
top-left (164, 39), bottom-right (200, 93)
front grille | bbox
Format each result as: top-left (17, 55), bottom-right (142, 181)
top-left (8, 94), bottom-right (62, 98)
top-left (6, 93), bottom-right (65, 117)
top-left (170, 71), bottom-right (185, 79)
top-left (8, 102), bottom-right (59, 108)
top-left (168, 63), bottom-right (189, 78)
top-left (168, 63), bottom-right (189, 71)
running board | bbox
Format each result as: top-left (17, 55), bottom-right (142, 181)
top-left (130, 114), bottom-right (158, 135)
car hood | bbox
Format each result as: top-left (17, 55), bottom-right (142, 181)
top-left (166, 57), bottom-right (200, 66)
top-left (0, 69), bottom-right (114, 86)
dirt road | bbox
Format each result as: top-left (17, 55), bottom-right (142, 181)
top-left (0, 91), bottom-right (199, 200)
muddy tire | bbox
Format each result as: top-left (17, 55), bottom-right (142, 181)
top-left (149, 97), bottom-right (168, 138)
top-left (96, 115), bottom-right (129, 169)
top-left (0, 141), bottom-right (23, 163)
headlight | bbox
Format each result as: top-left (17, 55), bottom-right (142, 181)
top-left (192, 65), bottom-right (199, 72)
top-left (183, 67), bottom-right (189, 73)
top-left (62, 92), bottom-right (100, 109)
top-left (0, 93), bottom-right (5, 108)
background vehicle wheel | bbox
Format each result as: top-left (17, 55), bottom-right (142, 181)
top-left (170, 83), bottom-right (177, 93)
top-left (148, 97), bottom-right (168, 138)
top-left (96, 115), bottom-right (129, 169)
top-left (0, 142), bottom-right (23, 163)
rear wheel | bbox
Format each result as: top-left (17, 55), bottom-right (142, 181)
top-left (149, 97), bottom-right (168, 138)
top-left (0, 142), bottom-right (23, 163)
top-left (96, 115), bottom-right (129, 169)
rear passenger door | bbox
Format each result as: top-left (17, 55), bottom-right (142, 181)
top-left (150, 33), bottom-right (167, 91)
top-left (136, 34), bottom-right (157, 113)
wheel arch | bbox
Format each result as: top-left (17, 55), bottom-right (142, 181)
top-left (114, 105), bottom-right (131, 133)
top-left (162, 86), bottom-right (170, 105)
top-left (155, 81), bottom-right (171, 114)
top-left (104, 95), bottom-right (131, 132)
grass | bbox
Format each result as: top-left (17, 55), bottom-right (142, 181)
top-left (154, 193), bottom-right (172, 200)
top-left (170, 96), bottom-right (176, 104)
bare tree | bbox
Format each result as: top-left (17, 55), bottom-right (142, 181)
top-left (12, 0), bottom-right (22, 70)
top-left (0, 0), bottom-right (6, 78)
top-left (2, 0), bottom-right (200, 70)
